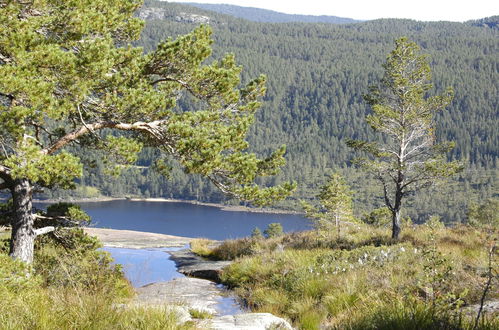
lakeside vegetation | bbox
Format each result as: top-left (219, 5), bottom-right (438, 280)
top-left (192, 219), bottom-right (498, 329)
top-left (45, 1), bottom-right (498, 225)
top-left (1, 201), bottom-right (496, 329)
top-left (0, 228), bottom-right (193, 329)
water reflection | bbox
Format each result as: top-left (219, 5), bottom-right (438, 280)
top-left (103, 246), bottom-right (186, 287)
top-left (104, 246), bottom-right (245, 315)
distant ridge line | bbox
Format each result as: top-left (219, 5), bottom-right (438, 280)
top-left (179, 2), bottom-right (362, 24)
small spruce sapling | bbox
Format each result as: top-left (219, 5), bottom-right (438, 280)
top-left (264, 223), bottom-right (283, 238)
top-left (302, 172), bottom-right (355, 238)
top-left (251, 227), bottom-right (264, 239)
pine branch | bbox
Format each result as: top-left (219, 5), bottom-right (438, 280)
top-left (42, 119), bottom-right (170, 155)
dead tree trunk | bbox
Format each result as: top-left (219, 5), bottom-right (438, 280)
top-left (392, 207), bottom-right (402, 239)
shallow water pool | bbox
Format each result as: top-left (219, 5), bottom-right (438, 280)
top-left (104, 247), bottom-right (244, 315)
top-left (103, 246), bottom-right (186, 287)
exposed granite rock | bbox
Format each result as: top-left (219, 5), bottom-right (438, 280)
top-left (134, 277), bottom-right (222, 314)
top-left (133, 280), bottom-right (294, 329)
top-left (175, 12), bottom-right (210, 24)
top-left (99, 230), bottom-right (292, 328)
top-left (464, 299), bottom-right (499, 316)
top-left (206, 313), bottom-right (293, 330)
top-left (84, 228), bottom-right (191, 248)
top-left (137, 7), bottom-right (168, 20)
top-left (169, 249), bottom-right (232, 281)
top-left (169, 305), bottom-right (192, 324)
top-left (137, 7), bottom-right (210, 24)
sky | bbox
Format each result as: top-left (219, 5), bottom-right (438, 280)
top-left (177, 0), bottom-right (498, 22)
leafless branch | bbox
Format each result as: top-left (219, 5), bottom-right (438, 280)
top-left (34, 226), bottom-right (55, 236)
top-left (0, 164), bottom-right (12, 180)
top-left (0, 140), bottom-right (10, 158)
top-left (207, 174), bottom-right (238, 198)
top-left (378, 175), bottom-right (394, 211)
top-left (76, 104), bottom-right (102, 142)
top-left (474, 240), bottom-right (496, 329)
top-left (23, 134), bottom-right (43, 147)
top-left (152, 76), bottom-right (202, 100)
top-left (42, 119), bottom-right (169, 155)
top-left (0, 53), bottom-right (12, 64)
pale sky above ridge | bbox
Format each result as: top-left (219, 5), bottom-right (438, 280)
top-left (176, 0), bottom-right (498, 22)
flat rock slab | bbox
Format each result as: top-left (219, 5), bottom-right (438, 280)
top-left (133, 282), bottom-right (293, 329)
top-left (465, 299), bottom-right (499, 316)
top-left (84, 228), bottom-right (192, 248)
top-left (206, 313), bottom-right (293, 330)
top-left (169, 249), bottom-right (232, 281)
top-left (134, 277), bottom-right (223, 314)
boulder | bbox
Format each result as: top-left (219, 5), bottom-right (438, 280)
top-left (465, 299), bottom-right (499, 316)
top-left (134, 277), bottom-right (222, 314)
top-left (166, 305), bottom-right (192, 324)
top-left (169, 249), bottom-right (232, 281)
top-left (206, 313), bottom-right (293, 330)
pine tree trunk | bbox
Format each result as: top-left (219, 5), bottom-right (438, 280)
top-left (391, 208), bottom-right (401, 240)
top-left (335, 214), bottom-right (340, 238)
top-left (9, 178), bottom-right (36, 264)
top-left (391, 179), bottom-right (403, 239)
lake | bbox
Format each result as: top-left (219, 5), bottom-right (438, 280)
top-left (78, 200), bottom-right (310, 240)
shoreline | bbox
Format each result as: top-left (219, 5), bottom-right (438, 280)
top-left (33, 196), bottom-right (303, 215)
top-left (83, 228), bottom-right (193, 249)
top-left (33, 196), bottom-right (126, 204)
top-left (127, 197), bottom-right (302, 215)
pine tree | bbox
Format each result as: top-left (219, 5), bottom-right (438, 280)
top-left (347, 37), bottom-right (462, 239)
top-left (0, 0), bottom-right (294, 263)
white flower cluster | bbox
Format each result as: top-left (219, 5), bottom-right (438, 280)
top-left (309, 245), bottom-right (413, 276)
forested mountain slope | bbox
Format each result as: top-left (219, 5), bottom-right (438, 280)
top-left (466, 15), bottom-right (499, 29)
top-left (180, 2), bottom-right (360, 23)
top-left (54, 0), bottom-right (498, 224)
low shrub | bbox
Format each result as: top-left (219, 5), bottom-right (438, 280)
top-left (189, 308), bottom-right (213, 319)
top-left (34, 228), bottom-right (132, 298)
top-left (264, 222), bottom-right (284, 238)
top-left (189, 238), bottom-right (216, 258)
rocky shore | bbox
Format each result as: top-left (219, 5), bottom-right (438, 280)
top-left (87, 228), bottom-right (293, 329)
top-left (83, 227), bottom-right (192, 248)
top-left (35, 196), bottom-right (300, 215)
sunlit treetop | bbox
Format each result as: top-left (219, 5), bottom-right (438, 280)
top-left (0, 0), bottom-right (295, 205)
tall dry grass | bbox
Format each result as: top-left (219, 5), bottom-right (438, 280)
top-left (211, 223), bottom-right (498, 329)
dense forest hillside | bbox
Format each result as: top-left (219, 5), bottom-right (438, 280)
top-left (50, 0), bottom-right (498, 224)
top-left (466, 15), bottom-right (499, 29)
top-left (180, 2), bottom-right (360, 23)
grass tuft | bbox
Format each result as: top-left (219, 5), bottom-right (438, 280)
top-left (189, 308), bottom-right (213, 319)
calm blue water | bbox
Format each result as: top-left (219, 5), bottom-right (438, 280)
top-left (103, 246), bottom-right (244, 315)
top-left (102, 246), bottom-right (186, 287)
top-left (79, 200), bottom-right (309, 240)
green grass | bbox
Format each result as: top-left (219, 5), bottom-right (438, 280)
top-left (190, 238), bottom-right (218, 258)
top-left (0, 284), bottom-right (193, 329)
top-left (210, 223), bottom-right (498, 329)
top-left (189, 308), bottom-right (214, 319)
top-left (0, 229), bottom-right (195, 330)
